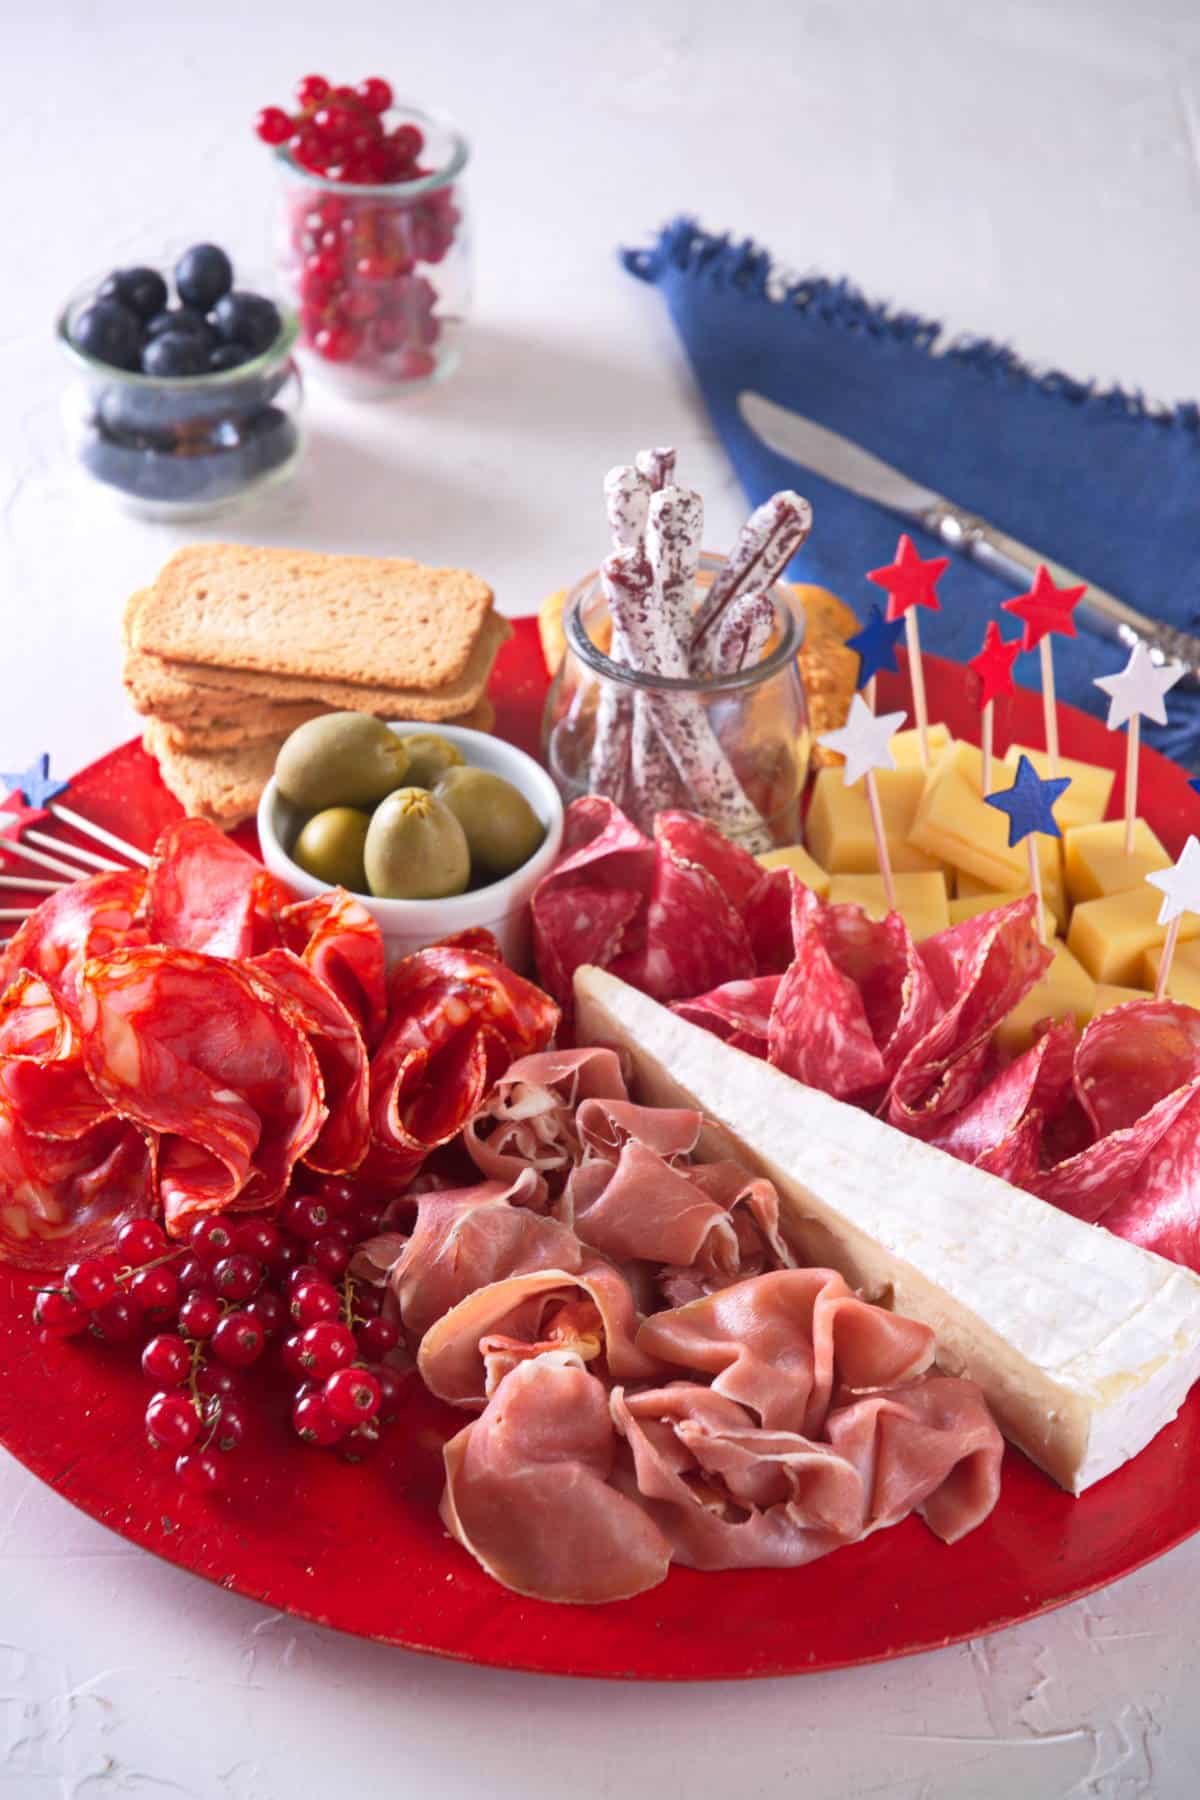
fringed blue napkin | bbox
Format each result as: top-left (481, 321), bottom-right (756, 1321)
top-left (623, 218), bottom-right (1200, 766)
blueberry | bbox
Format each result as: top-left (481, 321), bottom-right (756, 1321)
top-left (207, 342), bottom-right (252, 372)
top-left (146, 306), bottom-right (213, 344)
top-left (97, 266), bottom-right (168, 321)
top-left (141, 332), bottom-right (211, 378)
top-left (73, 299), bottom-right (144, 370)
top-left (210, 291), bottom-right (281, 356)
top-left (175, 243), bottom-right (234, 311)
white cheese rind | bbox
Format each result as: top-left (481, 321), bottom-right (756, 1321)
top-left (574, 965), bottom-right (1200, 1494)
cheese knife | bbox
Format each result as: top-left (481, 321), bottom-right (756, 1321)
top-left (738, 388), bottom-right (1200, 682)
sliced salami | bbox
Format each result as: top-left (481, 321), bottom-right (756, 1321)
top-left (0, 1111), bottom-right (153, 1271)
top-left (250, 948), bottom-right (371, 1175)
top-left (609, 828), bottom-right (754, 1002)
top-left (0, 869), bottom-right (146, 1015)
top-left (531, 797), bottom-right (655, 1007)
top-left (280, 890), bottom-right (387, 1047)
top-left (143, 818), bottom-right (289, 959)
top-left (0, 972), bottom-right (111, 1140)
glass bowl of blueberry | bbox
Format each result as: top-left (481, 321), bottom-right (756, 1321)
top-left (56, 243), bottom-right (304, 517)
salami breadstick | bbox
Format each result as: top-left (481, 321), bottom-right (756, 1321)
top-left (588, 465), bottom-right (652, 796)
top-left (710, 590), bottom-right (776, 676)
top-left (635, 446), bottom-right (677, 492)
top-left (602, 546), bottom-right (770, 848)
top-left (646, 485), bottom-right (704, 654)
top-left (603, 465), bottom-right (652, 549)
top-left (690, 491), bottom-right (812, 664)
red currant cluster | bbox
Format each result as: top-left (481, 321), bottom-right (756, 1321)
top-left (255, 73), bottom-right (459, 379)
top-left (33, 1180), bottom-right (406, 1493)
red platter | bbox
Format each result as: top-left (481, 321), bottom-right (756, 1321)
top-left (1, 616), bottom-right (1199, 1681)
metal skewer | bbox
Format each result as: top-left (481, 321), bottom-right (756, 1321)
top-left (47, 802), bottom-right (150, 869)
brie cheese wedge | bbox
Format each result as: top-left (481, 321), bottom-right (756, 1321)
top-left (574, 965), bottom-right (1200, 1494)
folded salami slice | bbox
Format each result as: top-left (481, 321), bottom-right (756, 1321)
top-left (78, 946), bottom-right (324, 1232)
top-left (0, 869), bottom-right (146, 1015)
top-left (531, 797), bottom-right (655, 1008)
top-left (0, 972), bottom-right (111, 1140)
top-left (279, 891), bottom-right (387, 1048)
top-left (0, 1110), bottom-right (153, 1271)
top-left (930, 1018), bottom-right (1077, 1183)
top-left (249, 948), bottom-right (370, 1175)
top-left (143, 818), bottom-right (290, 959)
top-left (608, 821), bottom-right (754, 1002)
top-left (672, 978), bottom-right (780, 1056)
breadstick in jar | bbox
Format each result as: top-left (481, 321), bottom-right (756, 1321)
top-left (690, 491), bottom-right (812, 664)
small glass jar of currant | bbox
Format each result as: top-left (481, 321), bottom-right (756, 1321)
top-left (255, 73), bottom-right (471, 399)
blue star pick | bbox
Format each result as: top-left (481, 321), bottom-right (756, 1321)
top-left (984, 754), bottom-right (1072, 847)
top-left (0, 754), bottom-right (69, 810)
top-left (846, 605), bottom-right (906, 687)
top-left (1190, 776), bottom-right (1200, 799)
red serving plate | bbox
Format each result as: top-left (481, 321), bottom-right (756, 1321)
top-left (2, 617), bottom-right (1199, 1682)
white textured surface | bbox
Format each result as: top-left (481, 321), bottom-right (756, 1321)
top-left (4, 0), bottom-right (1200, 1792)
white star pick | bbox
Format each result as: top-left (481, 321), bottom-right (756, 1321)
top-left (819, 693), bottom-right (908, 786)
top-left (1093, 641), bottom-right (1186, 730)
top-left (1146, 836), bottom-right (1200, 925)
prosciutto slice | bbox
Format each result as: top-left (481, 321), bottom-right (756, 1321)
top-left (441, 1354), bottom-right (672, 1604)
top-left (78, 946), bottom-right (324, 1231)
top-left (142, 818), bottom-right (289, 959)
top-left (463, 1047), bottom-right (630, 1194)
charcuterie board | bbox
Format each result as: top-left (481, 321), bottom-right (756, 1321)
top-left (2, 616), bottom-right (1200, 1681)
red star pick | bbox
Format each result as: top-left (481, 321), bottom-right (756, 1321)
top-left (1001, 565), bottom-right (1085, 652)
top-left (0, 793), bottom-right (47, 843)
top-left (967, 620), bottom-right (1022, 711)
top-left (866, 533), bottom-right (949, 621)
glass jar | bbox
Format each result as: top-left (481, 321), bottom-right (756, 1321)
top-left (542, 554), bottom-right (811, 850)
top-left (274, 102), bottom-right (470, 400)
top-left (56, 282), bottom-right (303, 520)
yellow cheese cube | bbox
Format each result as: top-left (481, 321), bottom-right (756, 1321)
top-left (805, 767), bottom-right (940, 875)
top-left (1141, 940), bottom-right (1200, 1009)
top-left (1063, 819), bottom-right (1171, 905)
top-left (993, 941), bottom-right (1096, 1057)
top-left (948, 891), bottom-right (1056, 940)
top-left (1092, 982), bottom-right (1153, 1016)
top-left (826, 872), bottom-right (949, 941)
top-left (891, 723), bottom-right (952, 768)
top-left (908, 743), bottom-right (1066, 927)
top-left (756, 843), bottom-right (830, 898)
top-left (1067, 886), bottom-right (1200, 986)
top-left (1003, 744), bottom-right (1115, 831)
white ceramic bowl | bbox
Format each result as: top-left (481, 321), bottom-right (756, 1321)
top-left (257, 723), bottom-right (564, 969)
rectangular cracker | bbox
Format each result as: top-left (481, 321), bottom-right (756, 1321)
top-left (135, 545), bottom-right (494, 691)
top-left (126, 602), bottom-right (510, 722)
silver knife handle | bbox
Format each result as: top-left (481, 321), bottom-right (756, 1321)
top-left (919, 500), bottom-right (1200, 680)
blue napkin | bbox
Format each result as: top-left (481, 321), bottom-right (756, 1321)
top-left (623, 218), bottom-right (1200, 767)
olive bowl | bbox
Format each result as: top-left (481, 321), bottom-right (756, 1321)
top-left (257, 723), bottom-right (565, 970)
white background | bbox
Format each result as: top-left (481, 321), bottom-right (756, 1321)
top-left (4, 1), bottom-right (1200, 1793)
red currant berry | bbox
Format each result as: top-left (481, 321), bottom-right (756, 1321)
top-left (311, 1235), bottom-right (350, 1280)
top-left (234, 1220), bottom-right (282, 1264)
top-left (324, 1367), bottom-right (381, 1424)
top-left (374, 1363), bottom-right (408, 1422)
top-left (210, 1396), bottom-right (249, 1454)
top-left (299, 266), bottom-right (335, 307)
top-left (304, 248), bottom-right (343, 285)
top-left (290, 1279), bottom-right (341, 1327)
top-left (210, 1312), bottom-right (266, 1368)
top-left (310, 1177), bottom-right (358, 1217)
top-left (337, 1418), bottom-right (383, 1462)
top-left (287, 1262), bottom-right (321, 1294)
top-left (195, 1362), bottom-right (243, 1401)
top-left (212, 1254), bottom-right (263, 1303)
top-left (115, 1219), bottom-right (167, 1266)
top-left (298, 1320), bottom-right (356, 1379)
top-left (175, 1450), bottom-right (223, 1494)
top-left (330, 84), bottom-right (363, 109)
top-left (292, 131), bottom-right (329, 174)
top-left (357, 1316), bottom-right (399, 1360)
top-left (146, 1389), bottom-right (200, 1451)
top-left (90, 1296), bottom-right (142, 1345)
top-left (295, 74), bottom-right (330, 109)
top-left (282, 1195), bottom-right (332, 1242)
top-left (315, 324), bottom-right (360, 361)
top-left (141, 1333), bottom-right (191, 1385)
top-left (245, 1289), bottom-right (286, 1338)
top-left (281, 1332), bottom-right (308, 1378)
top-left (312, 104), bottom-right (354, 147)
top-left (388, 123), bottom-right (424, 163)
top-left (130, 1264), bottom-right (179, 1320)
top-left (270, 1238), bottom-right (303, 1280)
top-left (352, 1283), bottom-right (383, 1318)
top-left (351, 1204), bottom-right (386, 1239)
top-left (33, 1288), bottom-right (87, 1337)
top-left (292, 1391), bottom-right (347, 1445)
top-left (397, 349), bottom-right (437, 381)
top-left (176, 1256), bottom-right (210, 1294)
top-left (356, 77), bottom-right (393, 115)
top-left (255, 106), bottom-right (294, 147)
top-left (189, 1218), bottom-right (236, 1269)
top-left (65, 1256), bottom-right (118, 1310)
top-left (179, 1291), bottom-right (220, 1340)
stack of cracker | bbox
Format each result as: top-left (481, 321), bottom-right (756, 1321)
top-left (125, 545), bottom-right (509, 826)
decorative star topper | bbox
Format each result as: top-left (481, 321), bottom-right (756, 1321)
top-left (1, 754), bottom-right (68, 811)
top-left (1000, 565), bottom-right (1085, 652)
top-left (1146, 836), bottom-right (1200, 925)
top-left (984, 753), bottom-right (1071, 846)
top-left (819, 693), bottom-right (908, 787)
top-left (866, 534), bottom-right (949, 622)
top-left (967, 620), bottom-right (1021, 710)
top-left (1093, 641), bottom-right (1186, 730)
top-left (0, 793), bottom-right (46, 842)
top-left (846, 604), bottom-right (906, 687)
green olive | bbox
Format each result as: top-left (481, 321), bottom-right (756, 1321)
top-left (364, 788), bottom-right (471, 900)
top-left (433, 766), bottom-right (545, 880)
top-left (292, 807), bottom-right (371, 892)
top-left (275, 713), bottom-right (410, 811)
top-left (399, 732), bottom-right (465, 789)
